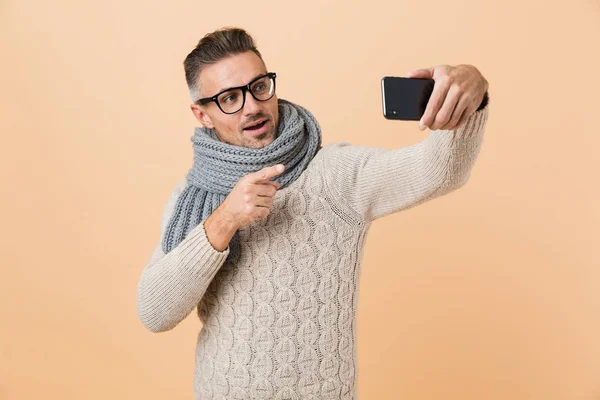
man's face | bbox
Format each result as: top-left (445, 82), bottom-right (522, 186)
top-left (190, 51), bottom-right (279, 149)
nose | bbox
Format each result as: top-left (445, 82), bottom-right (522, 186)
top-left (242, 90), bottom-right (261, 116)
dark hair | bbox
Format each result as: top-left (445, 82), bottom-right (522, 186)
top-left (183, 27), bottom-right (263, 102)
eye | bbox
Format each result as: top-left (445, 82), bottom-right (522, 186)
top-left (222, 94), bottom-right (237, 103)
top-left (253, 83), bottom-right (266, 93)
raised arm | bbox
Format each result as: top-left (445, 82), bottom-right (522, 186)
top-left (322, 104), bottom-right (488, 223)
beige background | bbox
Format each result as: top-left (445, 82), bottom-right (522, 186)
top-left (1, 0), bottom-right (599, 399)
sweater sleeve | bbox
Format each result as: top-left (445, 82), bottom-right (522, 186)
top-left (136, 179), bottom-right (230, 333)
top-left (321, 105), bottom-right (489, 223)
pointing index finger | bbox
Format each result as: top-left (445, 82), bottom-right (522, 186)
top-left (250, 164), bottom-right (285, 183)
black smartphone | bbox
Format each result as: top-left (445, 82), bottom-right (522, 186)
top-left (381, 76), bottom-right (435, 120)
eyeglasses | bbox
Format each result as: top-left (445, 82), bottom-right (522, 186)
top-left (196, 72), bottom-right (277, 114)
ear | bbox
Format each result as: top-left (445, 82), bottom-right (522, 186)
top-left (190, 103), bottom-right (215, 129)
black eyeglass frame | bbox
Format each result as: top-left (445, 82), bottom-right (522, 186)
top-left (196, 72), bottom-right (277, 114)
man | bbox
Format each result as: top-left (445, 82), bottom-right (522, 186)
top-left (137, 27), bottom-right (489, 399)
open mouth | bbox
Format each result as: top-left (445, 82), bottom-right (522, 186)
top-left (244, 120), bottom-right (268, 131)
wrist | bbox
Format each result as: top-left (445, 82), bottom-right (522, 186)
top-left (204, 207), bottom-right (238, 252)
top-left (212, 206), bottom-right (239, 233)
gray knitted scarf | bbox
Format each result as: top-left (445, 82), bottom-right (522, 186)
top-left (162, 98), bottom-right (322, 260)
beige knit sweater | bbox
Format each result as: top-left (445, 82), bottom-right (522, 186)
top-left (137, 106), bottom-right (489, 399)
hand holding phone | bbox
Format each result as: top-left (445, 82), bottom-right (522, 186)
top-left (381, 76), bottom-right (434, 121)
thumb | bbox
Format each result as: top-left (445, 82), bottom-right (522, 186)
top-left (406, 67), bottom-right (434, 79)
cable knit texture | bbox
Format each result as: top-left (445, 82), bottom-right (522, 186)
top-left (136, 105), bottom-right (489, 399)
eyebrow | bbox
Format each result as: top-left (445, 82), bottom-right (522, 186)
top-left (215, 72), bottom-right (266, 95)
